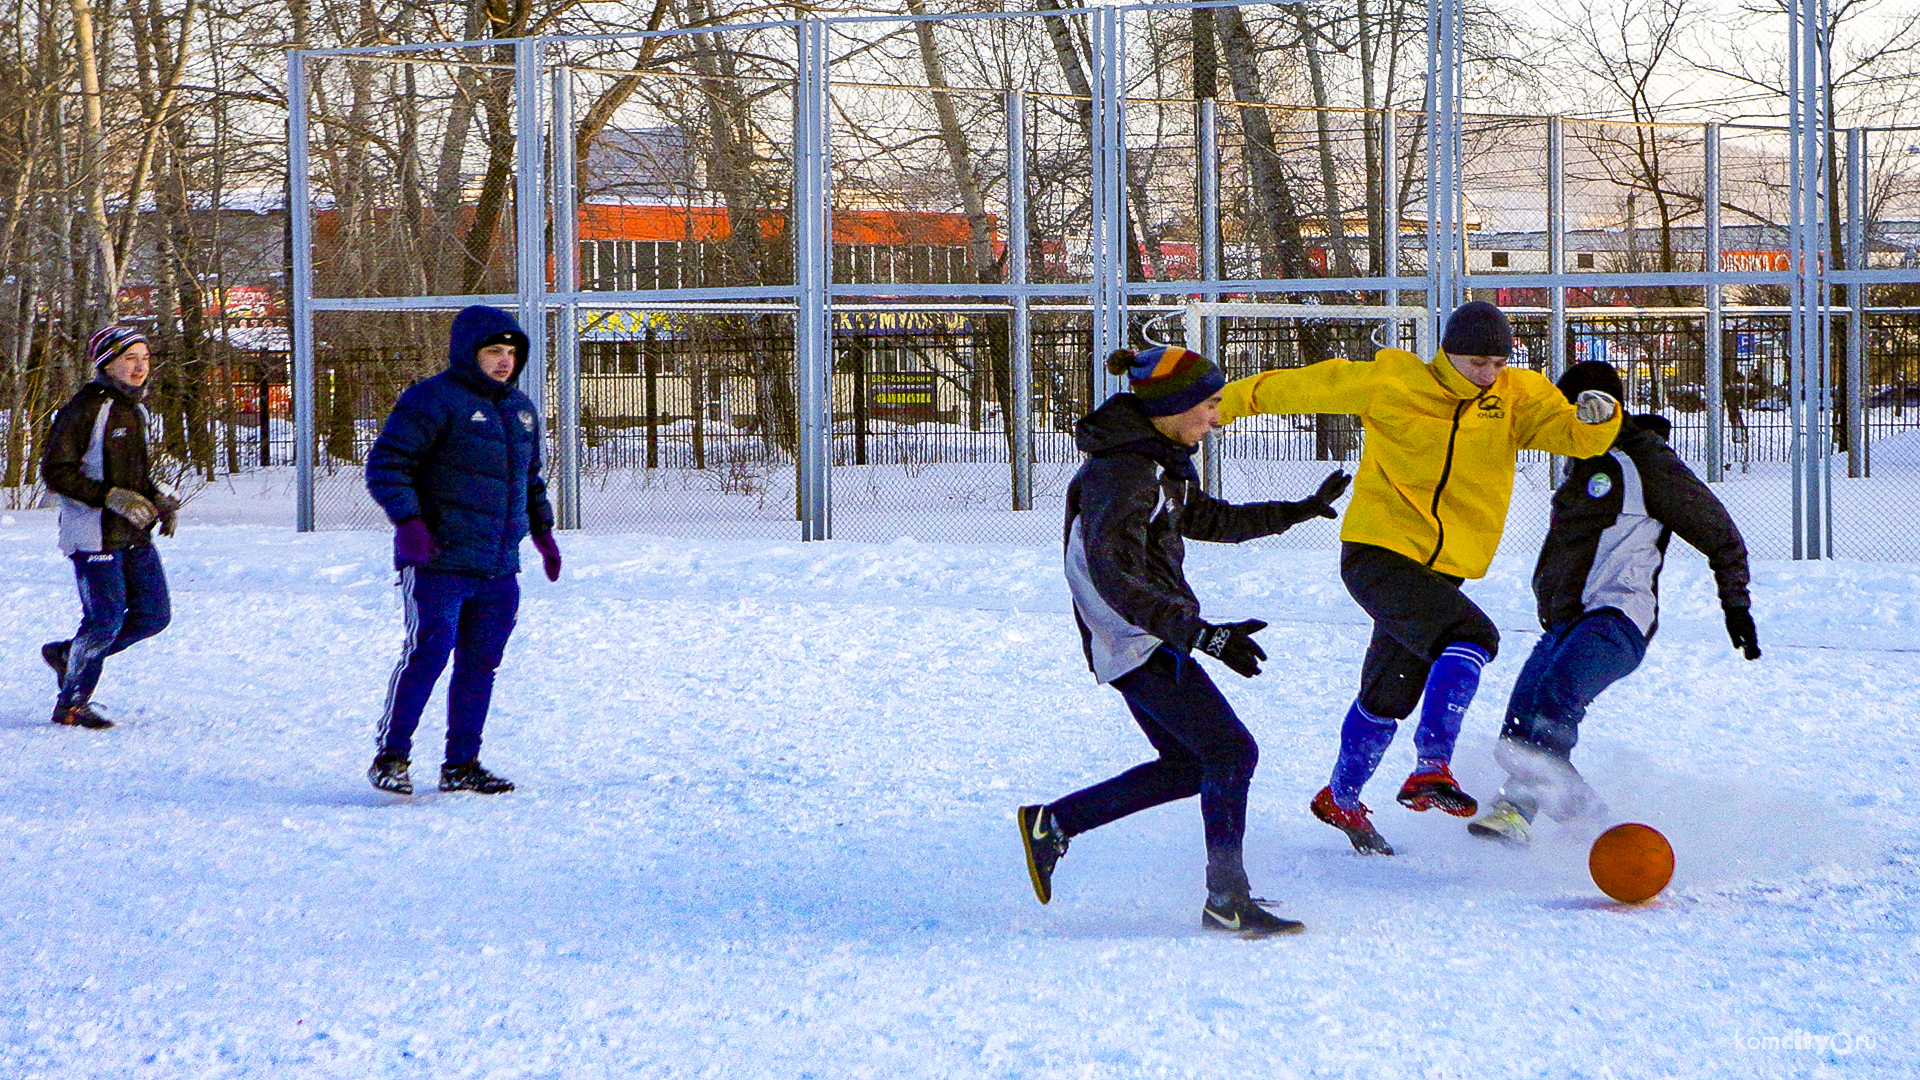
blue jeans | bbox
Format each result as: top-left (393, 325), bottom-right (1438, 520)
top-left (60, 545), bottom-right (172, 708)
top-left (1049, 648), bottom-right (1259, 898)
top-left (1501, 607), bottom-right (1648, 760)
top-left (377, 568), bottom-right (520, 765)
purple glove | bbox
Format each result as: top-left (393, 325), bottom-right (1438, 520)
top-left (394, 517), bottom-right (438, 570)
top-left (531, 531), bottom-right (562, 582)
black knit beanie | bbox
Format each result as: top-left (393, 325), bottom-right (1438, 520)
top-left (1557, 360), bottom-right (1625, 406)
top-left (1440, 301), bottom-right (1513, 358)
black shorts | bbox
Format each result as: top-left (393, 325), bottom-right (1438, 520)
top-left (1340, 542), bottom-right (1500, 719)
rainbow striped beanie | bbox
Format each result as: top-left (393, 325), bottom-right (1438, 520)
top-left (1111, 345), bottom-right (1225, 417)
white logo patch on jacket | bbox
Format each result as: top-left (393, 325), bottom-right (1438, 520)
top-left (471, 410), bottom-right (488, 423)
top-left (519, 410), bottom-right (534, 431)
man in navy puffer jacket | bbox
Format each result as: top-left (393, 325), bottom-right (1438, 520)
top-left (364, 305), bottom-right (560, 796)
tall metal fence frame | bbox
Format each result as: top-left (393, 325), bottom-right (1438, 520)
top-left (287, 0), bottom-right (1920, 556)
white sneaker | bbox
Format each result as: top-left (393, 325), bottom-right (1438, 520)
top-left (1467, 800), bottom-right (1534, 846)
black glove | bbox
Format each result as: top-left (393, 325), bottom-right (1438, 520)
top-left (1271, 470), bottom-right (1352, 529)
top-left (1305, 470), bottom-right (1351, 518)
top-left (1724, 605), bottom-right (1761, 660)
top-left (1193, 619), bottom-right (1269, 678)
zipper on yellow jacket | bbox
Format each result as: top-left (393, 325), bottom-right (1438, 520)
top-left (1219, 347), bottom-right (1621, 580)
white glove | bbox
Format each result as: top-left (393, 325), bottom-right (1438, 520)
top-left (105, 487), bottom-right (158, 529)
top-left (1575, 390), bottom-right (1617, 425)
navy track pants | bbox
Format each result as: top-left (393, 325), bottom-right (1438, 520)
top-left (377, 567), bottom-right (519, 765)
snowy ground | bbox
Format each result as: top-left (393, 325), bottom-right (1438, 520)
top-left (2, 486), bottom-right (1918, 1078)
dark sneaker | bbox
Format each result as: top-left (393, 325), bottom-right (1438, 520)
top-left (1311, 786), bottom-right (1395, 855)
top-left (1202, 895), bottom-right (1305, 937)
top-left (51, 702), bottom-right (112, 730)
top-left (440, 760), bottom-right (514, 794)
top-left (1397, 763), bottom-right (1479, 817)
top-left (368, 753), bottom-right (413, 795)
top-left (1017, 804), bottom-right (1070, 905)
top-left (41, 640), bottom-right (70, 686)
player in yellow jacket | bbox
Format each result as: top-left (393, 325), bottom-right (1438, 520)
top-left (1219, 301), bottom-right (1621, 854)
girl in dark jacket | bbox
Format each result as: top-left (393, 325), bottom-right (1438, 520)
top-left (1019, 345), bottom-right (1348, 937)
top-left (38, 325), bottom-right (178, 729)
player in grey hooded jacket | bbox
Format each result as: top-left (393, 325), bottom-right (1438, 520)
top-left (1470, 361), bottom-right (1760, 843)
top-left (1018, 343), bottom-right (1348, 937)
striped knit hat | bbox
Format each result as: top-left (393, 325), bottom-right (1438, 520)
top-left (1106, 345), bottom-right (1225, 417)
top-left (88, 325), bottom-right (148, 370)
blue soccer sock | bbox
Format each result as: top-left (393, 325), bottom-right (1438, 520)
top-left (1412, 642), bottom-right (1490, 767)
top-left (1329, 699), bottom-right (1398, 808)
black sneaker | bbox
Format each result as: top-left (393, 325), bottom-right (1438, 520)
top-left (1202, 895), bottom-right (1305, 938)
top-left (368, 752), bottom-right (413, 795)
top-left (51, 702), bottom-right (112, 730)
top-left (1017, 804), bottom-right (1069, 905)
top-left (440, 760), bottom-right (514, 794)
top-left (41, 640), bottom-right (70, 686)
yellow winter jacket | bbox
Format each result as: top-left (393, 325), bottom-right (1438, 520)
top-left (1220, 348), bottom-right (1621, 579)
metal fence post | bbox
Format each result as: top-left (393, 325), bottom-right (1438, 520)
top-left (1705, 121), bottom-right (1724, 482)
top-left (1847, 125), bottom-right (1867, 479)
top-left (1199, 95), bottom-right (1222, 497)
top-left (1090, 4), bottom-right (1127, 401)
top-left (1425, 0), bottom-right (1463, 341)
top-left (1788, 0), bottom-right (1831, 559)
top-left (288, 50), bottom-right (316, 533)
top-left (1008, 89), bottom-right (1033, 512)
top-left (514, 38), bottom-right (548, 418)
top-left (551, 62), bottom-right (582, 529)
top-left (1548, 114), bottom-right (1569, 487)
top-left (1381, 108), bottom-right (1400, 348)
top-left (794, 19), bottom-right (832, 540)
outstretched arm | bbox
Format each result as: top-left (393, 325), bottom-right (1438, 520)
top-left (1511, 369), bottom-right (1620, 457)
top-left (1181, 470), bottom-right (1348, 542)
top-left (1219, 355), bottom-right (1384, 423)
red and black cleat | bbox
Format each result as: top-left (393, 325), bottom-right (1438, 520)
top-left (1311, 786), bottom-right (1394, 856)
top-left (1396, 763), bottom-right (1479, 817)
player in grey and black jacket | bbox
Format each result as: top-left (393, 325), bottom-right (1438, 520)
top-left (1017, 343), bottom-right (1349, 938)
top-left (38, 325), bottom-right (179, 729)
top-left (1469, 361), bottom-right (1761, 845)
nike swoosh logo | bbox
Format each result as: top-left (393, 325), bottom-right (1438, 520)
top-left (1210, 909), bottom-right (1239, 930)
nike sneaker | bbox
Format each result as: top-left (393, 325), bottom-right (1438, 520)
top-left (1311, 786), bottom-right (1395, 855)
top-left (1017, 803), bottom-right (1069, 905)
top-left (1202, 895), bottom-right (1304, 937)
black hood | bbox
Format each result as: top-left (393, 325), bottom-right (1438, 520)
top-left (1075, 393), bottom-right (1199, 480)
top-left (1628, 413), bottom-right (1672, 441)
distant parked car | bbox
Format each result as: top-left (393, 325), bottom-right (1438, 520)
top-left (1868, 384), bottom-right (1920, 407)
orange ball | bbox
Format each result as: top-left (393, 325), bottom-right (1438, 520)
top-left (1589, 823), bottom-right (1674, 904)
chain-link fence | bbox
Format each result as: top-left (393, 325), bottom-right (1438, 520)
top-left (282, 5), bottom-right (1920, 558)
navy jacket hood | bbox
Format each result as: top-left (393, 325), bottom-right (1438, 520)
top-left (448, 305), bottom-right (531, 389)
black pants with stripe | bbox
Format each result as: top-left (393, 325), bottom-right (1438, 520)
top-left (1341, 543), bottom-right (1501, 720)
top-left (1049, 647), bottom-right (1259, 899)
